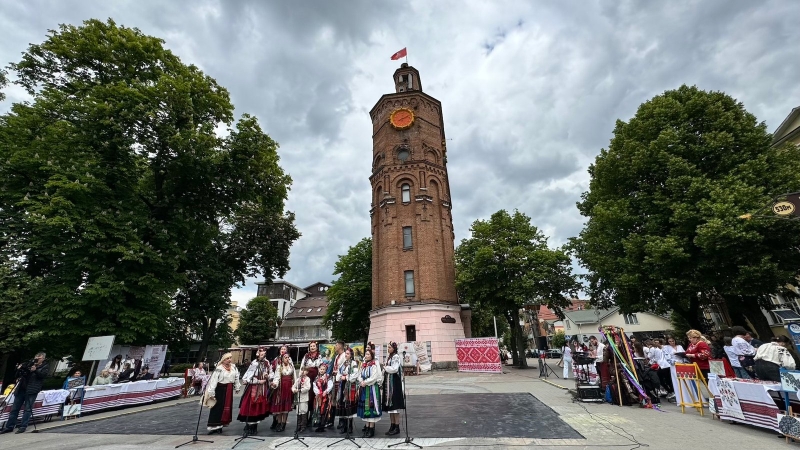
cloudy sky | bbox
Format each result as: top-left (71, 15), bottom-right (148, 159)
top-left (2, 1), bottom-right (799, 306)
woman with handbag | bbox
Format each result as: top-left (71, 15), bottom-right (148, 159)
top-left (205, 353), bottom-right (241, 435)
top-left (270, 353), bottom-right (296, 432)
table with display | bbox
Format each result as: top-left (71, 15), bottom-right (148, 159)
top-left (0, 378), bottom-right (183, 426)
top-left (707, 375), bottom-right (783, 432)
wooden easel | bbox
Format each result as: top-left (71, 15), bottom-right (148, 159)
top-left (674, 363), bottom-right (709, 416)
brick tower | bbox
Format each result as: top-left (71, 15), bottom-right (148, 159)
top-left (367, 64), bottom-right (469, 368)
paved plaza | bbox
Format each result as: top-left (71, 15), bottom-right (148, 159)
top-left (0, 361), bottom-right (787, 449)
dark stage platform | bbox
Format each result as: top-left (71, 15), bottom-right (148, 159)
top-left (46, 393), bottom-right (582, 439)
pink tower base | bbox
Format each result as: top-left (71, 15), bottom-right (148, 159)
top-left (368, 303), bottom-right (466, 367)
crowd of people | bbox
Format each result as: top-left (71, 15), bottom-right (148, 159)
top-left (563, 326), bottom-right (796, 406)
top-left (200, 340), bottom-right (406, 438)
top-left (99, 354), bottom-right (157, 385)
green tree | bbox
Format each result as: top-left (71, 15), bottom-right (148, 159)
top-left (573, 85), bottom-right (800, 338)
top-left (455, 210), bottom-right (580, 368)
top-left (0, 19), bottom-right (297, 358)
top-left (470, 305), bottom-right (509, 338)
top-left (323, 238), bottom-right (372, 343)
top-left (235, 297), bottom-right (279, 345)
top-left (550, 330), bottom-right (566, 351)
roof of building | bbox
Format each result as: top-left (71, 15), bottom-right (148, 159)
top-left (563, 308), bottom-right (618, 324)
top-left (772, 106), bottom-right (800, 147)
top-left (538, 299), bottom-right (589, 321)
top-left (255, 279), bottom-right (311, 295)
top-left (282, 296), bottom-right (329, 320)
top-left (304, 282), bottom-right (331, 297)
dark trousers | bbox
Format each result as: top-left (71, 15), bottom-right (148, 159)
top-left (657, 368), bottom-right (673, 393)
top-left (4, 392), bottom-right (37, 431)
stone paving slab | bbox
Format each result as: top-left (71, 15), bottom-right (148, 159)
top-left (43, 392), bottom-right (581, 439)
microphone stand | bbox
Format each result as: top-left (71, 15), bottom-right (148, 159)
top-left (389, 352), bottom-right (422, 448)
top-left (175, 386), bottom-right (214, 448)
top-left (328, 363), bottom-right (360, 448)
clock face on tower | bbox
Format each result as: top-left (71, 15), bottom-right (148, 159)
top-left (389, 108), bottom-right (415, 130)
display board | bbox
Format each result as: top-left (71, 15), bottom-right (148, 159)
top-left (455, 338), bottom-right (502, 373)
top-left (81, 336), bottom-right (115, 361)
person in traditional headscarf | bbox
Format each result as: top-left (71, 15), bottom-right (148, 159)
top-left (382, 341), bottom-right (404, 436)
top-left (357, 348), bottom-right (382, 438)
top-left (205, 353), bottom-right (241, 435)
top-left (312, 361), bottom-right (333, 432)
top-left (237, 346), bottom-right (271, 435)
top-left (270, 353), bottom-right (296, 432)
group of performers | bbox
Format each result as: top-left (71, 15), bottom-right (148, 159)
top-left (203, 340), bottom-right (406, 438)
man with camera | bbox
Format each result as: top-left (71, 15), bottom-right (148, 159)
top-left (1, 352), bottom-right (49, 434)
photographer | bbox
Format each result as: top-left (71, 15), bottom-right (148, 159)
top-left (1, 352), bottom-right (49, 434)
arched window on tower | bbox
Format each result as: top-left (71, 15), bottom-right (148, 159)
top-left (401, 184), bottom-right (411, 203)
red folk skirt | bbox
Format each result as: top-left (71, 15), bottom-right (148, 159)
top-left (207, 383), bottom-right (234, 427)
top-left (271, 375), bottom-right (294, 413)
top-left (237, 383), bottom-right (270, 422)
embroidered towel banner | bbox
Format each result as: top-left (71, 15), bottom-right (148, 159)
top-left (455, 338), bottom-right (502, 373)
top-left (715, 377), bottom-right (745, 420)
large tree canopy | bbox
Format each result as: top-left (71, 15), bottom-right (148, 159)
top-left (572, 85), bottom-right (800, 338)
top-left (455, 210), bottom-right (579, 368)
top-left (323, 237), bottom-right (372, 343)
top-left (0, 19), bottom-right (298, 358)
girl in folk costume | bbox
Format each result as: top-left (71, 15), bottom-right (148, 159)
top-left (312, 361), bottom-right (333, 432)
top-left (336, 347), bottom-right (360, 435)
top-left (292, 367), bottom-right (312, 432)
top-left (382, 342), bottom-right (404, 436)
top-left (300, 341), bottom-right (323, 422)
top-left (237, 346), bottom-right (272, 435)
top-left (357, 348), bottom-right (383, 438)
top-left (329, 341), bottom-right (348, 430)
top-left (268, 344), bottom-right (289, 431)
top-left (205, 353), bottom-right (241, 435)
top-left (270, 353), bottom-right (296, 432)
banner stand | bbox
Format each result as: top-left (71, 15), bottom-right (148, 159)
top-left (674, 363), bottom-right (709, 415)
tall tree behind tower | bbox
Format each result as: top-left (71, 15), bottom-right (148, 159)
top-left (323, 238), bottom-right (372, 343)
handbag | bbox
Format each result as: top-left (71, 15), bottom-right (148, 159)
top-left (556, 358), bottom-right (564, 368)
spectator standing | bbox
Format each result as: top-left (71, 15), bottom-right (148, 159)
top-left (1, 352), bottom-right (49, 434)
top-left (730, 326), bottom-right (756, 378)
top-left (685, 329), bottom-right (711, 380)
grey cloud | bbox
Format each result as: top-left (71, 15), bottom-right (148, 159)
top-left (3, 0), bottom-right (800, 300)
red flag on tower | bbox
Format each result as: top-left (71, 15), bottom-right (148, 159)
top-left (390, 48), bottom-right (407, 60)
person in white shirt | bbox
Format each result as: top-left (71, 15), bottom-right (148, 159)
top-left (730, 326), bottom-right (756, 379)
top-left (589, 336), bottom-right (605, 380)
top-left (562, 342), bottom-right (573, 379)
top-left (292, 368), bottom-right (312, 432)
top-left (755, 336), bottom-right (795, 381)
top-left (649, 339), bottom-right (673, 398)
top-left (205, 353), bottom-right (241, 434)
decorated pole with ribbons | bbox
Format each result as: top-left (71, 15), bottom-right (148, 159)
top-left (599, 326), bottom-right (655, 409)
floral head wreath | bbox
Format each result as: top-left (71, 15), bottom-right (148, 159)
top-left (257, 345), bottom-right (267, 352)
top-left (309, 341), bottom-right (318, 349)
top-left (319, 360), bottom-right (330, 369)
top-left (389, 341), bottom-right (398, 352)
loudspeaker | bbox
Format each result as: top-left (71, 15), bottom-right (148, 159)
top-left (537, 336), bottom-right (548, 351)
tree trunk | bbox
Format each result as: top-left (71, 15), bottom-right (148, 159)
top-left (674, 296), bottom-right (704, 332)
top-left (728, 296), bottom-right (774, 341)
top-left (511, 309), bottom-right (528, 369)
top-left (505, 311), bottom-right (519, 367)
top-left (196, 318), bottom-right (218, 364)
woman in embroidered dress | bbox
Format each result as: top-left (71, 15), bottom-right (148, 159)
top-left (382, 342), bottom-right (404, 436)
top-left (206, 353), bottom-right (241, 434)
top-left (357, 348), bottom-right (382, 438)
top-left (313, 361), bottom-right (333, 432)
top-left (336, 347), bottom-right (359, 435)
top-left (685, 329), bottom-right (712, 380)
top-left (270, 353), bottom-right (296, 432)
top-left (268, 345), bottom-right (289, 430)
top-left (300, 341), bottom-right (323, 424)
top-left (237, 346), bottom-right (272, 435)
